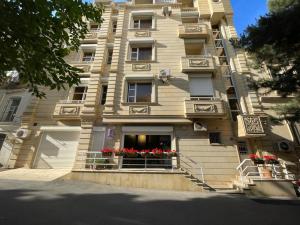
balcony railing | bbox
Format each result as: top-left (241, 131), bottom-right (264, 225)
top-left (76, 152), bottom-right (177, 171)
top-left (237, 115), bottom-right (266, 138)
top-left (181, 55), bottom-right (216, 73)
top-left (53, 100), bottom-right (85, 120)
top-left (180, 8), bottom-right (199, 17)
top-left (83, 32), bottom-right (98, 40)
top-left (184, 98), bottom-right (226, 118)
top-left (178, 23), bottom-right (209, 39)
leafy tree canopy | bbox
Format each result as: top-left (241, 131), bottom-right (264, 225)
top-left (239, 0), bottom-right (300, 121)
top-left (0, 0), bottom-right (104, 97)
top-left (268, 0), bottom-right (298, 12)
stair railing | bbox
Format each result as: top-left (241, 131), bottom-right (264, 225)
top-left (179, 153), bottom-right (205, 184)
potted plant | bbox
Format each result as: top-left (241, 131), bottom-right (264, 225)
top-left (249, 154), bottom-right (264, 165)
top-left (140, 149), bottom-right (150, 158)
top-left (123, 148), bottom-right (139, 158)
top-left (151, 148), bottom-right (164, 158)
top-left (263, 155), bottom-right (279, 165)
top-left (101, 148), bottom-right (114, 157)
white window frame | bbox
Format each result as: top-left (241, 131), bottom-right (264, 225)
top-left (122, 74), bottom-right (156, 104)
top-left (0, 96), bottom-right (22, 122)
top-left (127, 82), bottom-right (153, 103)
top-left (130, 11), bottom-right (155, 30)
top-left (127, 39), bottom-right (156, 62)
top-left (82, 51), bottom-right (95, 62)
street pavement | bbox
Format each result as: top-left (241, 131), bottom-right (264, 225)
top-left (0, 179), bottom-right (299, 225)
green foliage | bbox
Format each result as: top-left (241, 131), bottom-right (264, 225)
top-left (0, 0), bottom-right (104, 97)
top-left (240, 1), bottom-right (300, 121)
top-left (268, 0), bottom-right (298, 12)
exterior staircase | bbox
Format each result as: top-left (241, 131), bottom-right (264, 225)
top-left (179, 153), bottom-right (242, 194)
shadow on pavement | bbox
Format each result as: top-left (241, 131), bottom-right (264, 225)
top-left (0, 184), bottom-right (299, 225)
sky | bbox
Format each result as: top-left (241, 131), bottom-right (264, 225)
top-left (85, 0), bottom-right (268, 36)
top-left (231, 0), bottom-right (268, 35)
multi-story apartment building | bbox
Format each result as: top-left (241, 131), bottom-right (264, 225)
top-left (0, 0), bottom-right (299, 192)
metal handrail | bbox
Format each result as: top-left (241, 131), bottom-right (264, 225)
top-left (179, 153), bottom-right (205, 184)
top-left (121, 157), bottom-right (174, 170)
top-left (188, 97), bottom-right (220, 101)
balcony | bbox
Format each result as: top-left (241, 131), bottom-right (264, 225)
top-left (131, 0), bottom-right (177, 4)
top-left (178, 23), bottom-right (209, 39)
top-left (81, 32), bottom-right (98, 43)
top-left (181, 55), bottom-right (216, 73)
top-left (237, 115), bottom-right (266, 138)
top-left (184, 98), bottom-right (226, 118)
top-left (53, 100), bottom-right (85, 120)
top-left (180, 8), bottom-right (199, 18)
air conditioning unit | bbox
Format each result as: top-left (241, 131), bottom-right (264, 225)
top-left (194, 122), bottom-right (208, 132)
top-left (159, 69), bottom-right (171, 82)
top-left (277, 141), bottom-right (292, 152)
top-left (15, 129), bottom-right (31, 139)
top-left (6, 70), bottom-right (19, 83)
top-left (162, 6), bottom-right (172, 17)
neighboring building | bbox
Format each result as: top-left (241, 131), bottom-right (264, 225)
top-left (1, 0), bottom-right (299, 192)
top-left (0, 81), bottom-right (32, 168)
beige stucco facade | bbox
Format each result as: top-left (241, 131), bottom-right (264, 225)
top-left (0, 0), bottom-right (299, 190)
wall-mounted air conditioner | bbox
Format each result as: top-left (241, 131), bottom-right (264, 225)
top-left (194, 122), bottom-right (208, 132)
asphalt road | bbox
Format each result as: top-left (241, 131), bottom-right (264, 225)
top-left (0, 179), bottom-right (299, 225)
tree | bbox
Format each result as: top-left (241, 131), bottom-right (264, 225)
top-left (0, 0), bottom-right (104, 97)
top-left (268, 0), bottom-right (298, 12)
top-left (239, 0), bottom-right (300, 122)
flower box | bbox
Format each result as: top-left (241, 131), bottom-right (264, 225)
top-left (249, 154), bottom-right (264, 165)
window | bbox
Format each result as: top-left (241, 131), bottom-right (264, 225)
top-left (0, 134), bottom-right (6, 150)
top-left (133, 18), bottom-right (152, 29)
top-left (90, 24), bottom-right (100, 31)
top-left (131, 47), bottom-right (152, 61)
top-left (237, 141), bottom-right (248, 155)
top-left (107, 50), bottom-right (113, 65)
top-left (112, 21), bottom-right (117, 33)
top-left (209, 132), bottom-right (221, 144)
top-left (82, 52), bottom-right (95, 62)
top-left (189, 77), bottom-right (214, 97)
top-left (101, 85), bottom-right (108, 105)
top-left (73, 86), bottom-right (88, 101)
top-left (127, 83), bottom-right (152, 103)
top-left (0, 97), bottom-right (21, 122)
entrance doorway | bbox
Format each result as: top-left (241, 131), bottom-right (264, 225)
top-left (123, 134), bottom-right (172, 168)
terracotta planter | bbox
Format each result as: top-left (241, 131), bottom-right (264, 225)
top-left (258, 166), bottom-right (272, 178)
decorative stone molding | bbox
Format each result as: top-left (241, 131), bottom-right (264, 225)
top-left (135, 30), bottom-right (150, 37)
top-left (75, 65), bottom-right (91, 72)
top-left (184, 24), bottom-right (203, 33)
top-left (129, 106), bottom-right (149, 115)
top-left (189, 58), bottom-right (209, 67)
top-left (85, 32), bottom-right (98, 39)
top-left (132, 63), bottom-right (151, 71)
top-left (243, 116), bottom-right (264, 134)
top-left (194, 104), bottom-right (216, 113)
top-left (60, 106), bottom-right (80, 115)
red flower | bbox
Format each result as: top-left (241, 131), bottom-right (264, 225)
top-left (263, 155), bottom-right (277, 160)
top-left (249, 154), bottom-right (258, 159)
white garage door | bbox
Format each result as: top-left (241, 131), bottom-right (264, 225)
top-left (34, 131), bottom-right (80, 169)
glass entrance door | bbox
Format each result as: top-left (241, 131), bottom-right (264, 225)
top-left (123, 134), bottom-right (172, 168)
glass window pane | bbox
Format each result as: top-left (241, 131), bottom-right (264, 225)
top-left (140, 19), bottom-right (152, 29)
top-left (138, 48), bottom-right (152, 61)
top-left (136, 83), bottom-right (152, 102)
top-left (128, 97), bottom-right (135, 102)
top-left (133, 20), bottom-right (139, 28)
